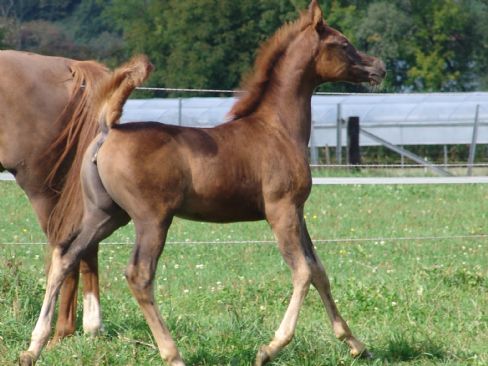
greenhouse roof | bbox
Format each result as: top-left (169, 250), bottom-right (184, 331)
top-left (121, 92), bottom-right (488, 146)
top-left (122, 92), bottom-right (488, 127)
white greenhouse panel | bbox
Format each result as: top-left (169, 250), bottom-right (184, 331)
top-left (122, 93), bottom-right (488, 146)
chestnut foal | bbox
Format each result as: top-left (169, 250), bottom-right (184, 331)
top-left (20, 1), bottom-right (385, 364)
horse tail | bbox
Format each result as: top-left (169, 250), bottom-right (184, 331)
top-left (43, 59), bottom-right (109, 245)
top-left (97, 55), bottom-right (153, 133)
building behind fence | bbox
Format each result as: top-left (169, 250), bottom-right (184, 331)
top-left (122, 92), bottom-right (488, 174)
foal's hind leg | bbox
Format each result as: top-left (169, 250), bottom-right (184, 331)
top-left (28, 192), bottom-right (101, 343)
top-left (19, 153), bottom-right (128, 365)
top-left (28, 194), bottom-right (81, 343)
top-left (125, 218), bottom-right (185, 366)
top-left (255, 203), bottom-right (313, 365)
top-left (19, 208), bottom-right (126, 366)
top-left (302, 221), bottom-right (368, 358)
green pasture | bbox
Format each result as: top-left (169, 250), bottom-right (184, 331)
top-left (0, 181), bottom-right (487, 365)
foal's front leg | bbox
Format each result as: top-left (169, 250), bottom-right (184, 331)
top-left (20, 243), bottom-right (81, 365)
top-left (255, 204), bottom-right (313, 365)
top-left (302, 222), bottom-right (369, 357)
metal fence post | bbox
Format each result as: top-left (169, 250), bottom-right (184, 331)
top-left (178, 98), bottom-right (183, 126)
top-left (336, 103), bottom-right (342, 164)
top-left (310, 119), bottom-right (318, 164)
top-left (467, 104), bottom-right (480, 176)
top-left (443, 145), bottom-right (448, 169)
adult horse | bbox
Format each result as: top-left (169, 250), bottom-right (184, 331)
top-left (0, 51), bottom-right (108, 341)
top-left (20, 1), bottom-right (386, 365)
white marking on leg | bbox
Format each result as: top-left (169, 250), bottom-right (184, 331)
top-left (25, 254), bottom-right (63, 360)
top-left (83, 292), bottom-right (102, 335)
top-left (27, 298), bottom-right (56, 359)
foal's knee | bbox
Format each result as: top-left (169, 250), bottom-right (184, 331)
top-left (125, 264), bottom-right (154, 299)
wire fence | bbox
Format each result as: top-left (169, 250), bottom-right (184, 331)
top-left (310, 163), bottom-right (488, 169)
top-left (134, 86), bottom-right (394, 96)
top-left (1, 233), bottom-right (487, 246)
top-left (3, 168), bottom-right (488, 185)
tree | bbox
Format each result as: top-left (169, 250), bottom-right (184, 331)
top-left (3, 0), bottom-right (488, 93)
top-left (404, 0), bottom-right (480, 91)
top-left (0, 0), bottom-right (80, 22)
top-left (353, 0), bottom-right (488, 92)
top-left (466, 0), bottom-right (488, 89)
top-left (106, 0), bottom-right (303, 93)
top-left (63, 0), bottom-right (124, 63)
top-left (356, 2), bottom-right (412, 91)
top-left (0, 26), bottom-right (7, 49)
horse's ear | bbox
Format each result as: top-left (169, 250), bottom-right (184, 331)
top-left (308, 0), bottom-right (325, 32)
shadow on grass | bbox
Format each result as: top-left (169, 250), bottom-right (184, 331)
top-left (372, 335), bottom-right (447, 363)
top-left (185, 347), bottom-right (257, 366)
top-left (105, 319), bottom-right (150, 338)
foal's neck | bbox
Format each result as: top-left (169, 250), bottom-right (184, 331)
top-left (259, 33), bottom-right (317, 150)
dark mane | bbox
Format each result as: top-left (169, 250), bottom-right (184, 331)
top-left (228, 12), bottom-right (311, 120)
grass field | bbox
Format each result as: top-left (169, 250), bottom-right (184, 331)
top-left (0, 181), bottom-right (487, 365)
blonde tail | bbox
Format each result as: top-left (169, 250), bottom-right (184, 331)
top-left (96, 55), bottom-right (153, 132)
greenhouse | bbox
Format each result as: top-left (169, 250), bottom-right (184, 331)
top-left (122, 92), bottom-right (488, 147)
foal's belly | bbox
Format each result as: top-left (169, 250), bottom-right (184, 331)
top-left (176, 195), bottom-right (265, 223)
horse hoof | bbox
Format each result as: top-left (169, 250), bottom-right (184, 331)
top-left (351, 347), bottom-right (373, 359)
top-left (83, 322), bottom-right (105, 337)
top-left (254, 346), bottom-right (271, 366)
top-left (19, 351), bottom-right (36, 366)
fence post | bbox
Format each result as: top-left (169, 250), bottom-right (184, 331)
top-left (336, 104), bottom-right (342, 164)
top-left (443, 145), bottom-right (448, 169)
top-left (467, 104), bottom-right (480, 176)
top-left (324, 145), bottom-right (331, 165)
top-left (178, 98), bottom-right (183, 126)
top-left (347, 117), bottom-right (361, 168)
top-left (310, 119), bottom-right (319, 164)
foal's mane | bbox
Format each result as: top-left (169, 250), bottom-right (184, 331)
top-left (229, 12), bottom-right (312, 120)
top-left (41, 60), bottom-right (109, 244)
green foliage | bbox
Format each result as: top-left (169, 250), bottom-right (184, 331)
top-left (1, 0), bottom-right (488, 91)
top-left (62, 0), bottom-right (124, 63)
top-left (105, 0), bottom-right (302, 93)
top-left (356, 2), bottom-right (413, 91)
top-left (350, 0), bottom-right (488, 91)
top-left (0, 27), bottom-right (7, 49)
top-left (404, 0), bottom-right (473, 91)
top-left (1, 0), bottom-right (81, 22)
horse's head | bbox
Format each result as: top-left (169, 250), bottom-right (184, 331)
top-left (307, 0), bottom-right (386, 85)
